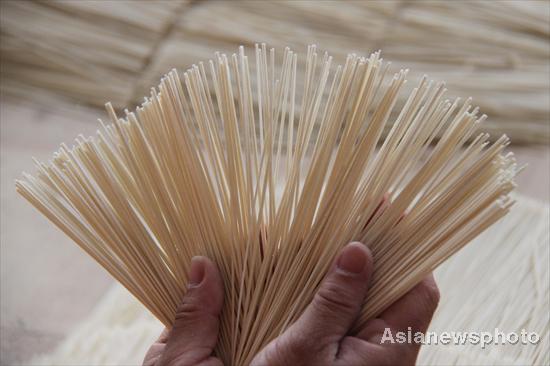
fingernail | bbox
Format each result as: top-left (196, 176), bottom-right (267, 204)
top-left (337, 242), bottom-right (368, 274)
top-left (188, 256), bottom-right (206, 288)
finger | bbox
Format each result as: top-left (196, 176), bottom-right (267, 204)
top-left (356, 317), bottom-right (390, 343)
top-left (195, 359), bottom-right (224, 366)
top-left (352, 276), bottom-right (439, 365)
top-left (377, 273), bottom-right (440, 334)
top-left (338, 336), bottom-right (408, 366)
top-left (295, 242), bottom-right (373, 342)
top-left (157, 327), bottom-right (170, 344)
top-left (143, 343), bottom-right (166, 366)
top-left (159, 256), bottom-right (224, 366)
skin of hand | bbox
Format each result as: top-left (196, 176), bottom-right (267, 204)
top-left (143, 256), bottom-right (224, 366)
top-left (144, 242), bottom-right (440, 366)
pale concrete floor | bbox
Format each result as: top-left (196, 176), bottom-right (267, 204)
top-left (0, 97), bottom-right (114, 365)
top-left (0, 95), bottom-right (548, 365)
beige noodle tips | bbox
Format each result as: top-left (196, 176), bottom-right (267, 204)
top-left (16, 45), bottom-right (519, 365)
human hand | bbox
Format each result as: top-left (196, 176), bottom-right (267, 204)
top-left (250, 242), bottom-right (440, 366)
top-left (144, 243), bottom-right (439, 366)
top-left (143, 256), bottom-right (224, 366)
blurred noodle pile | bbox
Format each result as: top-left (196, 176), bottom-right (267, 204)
top-left (1, 0), bottom-right (549, 144)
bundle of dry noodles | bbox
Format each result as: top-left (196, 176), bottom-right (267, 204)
top-left (16, 45), bottom-right (520, 365)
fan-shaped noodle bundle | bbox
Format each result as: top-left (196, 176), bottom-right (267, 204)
top-left (16, 45), bottom-right (519, 365)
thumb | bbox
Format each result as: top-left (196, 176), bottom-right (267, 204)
top-left (160, 256), bottom-right (224, 366)
top-left (297, 242), bottom-right (373, 341)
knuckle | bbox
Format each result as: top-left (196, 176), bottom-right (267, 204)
top-left (314, 280), bottom-right (357, 315)
top-left (282, 325), bottom-right (335, 360)
top-left (286, 328), bottom-right (318, 355)
top-left (261, 338), bottom-right (308, 366)
top-left (418, 281), bottom-right (440, 313)
top-left (360, 317), bottom-right (389, 339)
top-left (174, 296), bottom-right (203, 322)
top-left (366, 317), bottom-right (388, 331)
